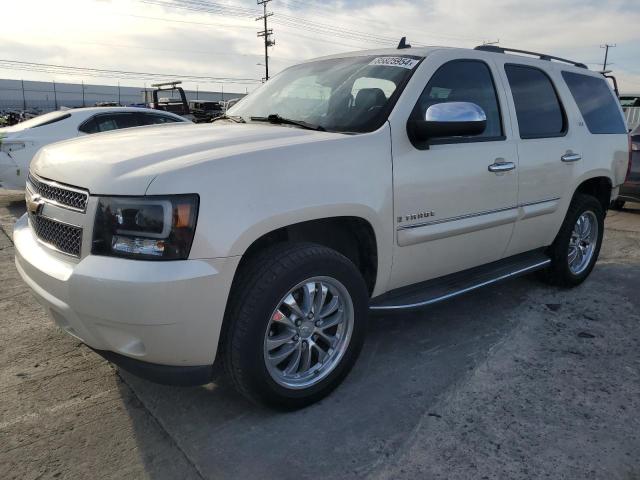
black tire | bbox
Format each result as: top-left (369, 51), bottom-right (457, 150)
top-left (611, 199), bottom-right (625, 210)
top-left (540, 194), bottom-right (604, 287)
top-left (222, 242), bottom-right (369, 409)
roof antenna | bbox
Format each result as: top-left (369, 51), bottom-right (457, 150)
top-left (397, 37), bottom-right (411, 49)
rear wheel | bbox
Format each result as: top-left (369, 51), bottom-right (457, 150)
top-left (541, 194), bottom-right (604, 287)
top-left (223, 242), bottom-right (368, 409)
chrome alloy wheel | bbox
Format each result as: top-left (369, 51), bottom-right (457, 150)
top-left (568, 211), bottom-right (598, 275)
top-left (263, 276), bottom-right (354, 389)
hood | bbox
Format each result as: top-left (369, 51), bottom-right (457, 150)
top-left (31, 123), bottom-right (342, 195)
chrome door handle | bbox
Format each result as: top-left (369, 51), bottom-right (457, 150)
top-left (561, 152), bottom-right (582, 162)
top-left (488, 161), bottom-right (516, 173)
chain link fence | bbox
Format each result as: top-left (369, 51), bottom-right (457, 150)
top-left (0, 79), bottom-right (242, 113)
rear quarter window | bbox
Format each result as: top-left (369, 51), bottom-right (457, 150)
top-left (13, 111), bottom-right (71, 129)
top-left (562, 71), bottom-right (627, 134)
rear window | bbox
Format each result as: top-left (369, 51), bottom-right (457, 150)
top-left (505, 64), bottom-right (566, 139)
top-left (562, 72), bottom-right (627, 134)
top-left (11, 111), bottom-right (71, 129)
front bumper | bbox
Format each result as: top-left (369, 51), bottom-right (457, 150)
top-left (14, 213), bottom-right (240, 374)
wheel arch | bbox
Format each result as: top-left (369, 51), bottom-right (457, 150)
top-left (233, 215), bottom-right (379, 296)
top-left (572, 174), bottom-right (613, 212)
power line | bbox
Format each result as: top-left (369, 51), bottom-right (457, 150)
top-left (121, 11), bottom-right (377, 52)
top-left (0, 59), bottom-right (262, 85)
top-left (140, 0), bottom-right (257, 17)
top-left (136, 0), bottom-right (423, 47)
top-left (118, 12), bottom-right (255, 30)
top-left (138, 0), bottom-right (485, 49)
top-left (28, 38), bottom-right (278, 59)
top-left (248, 0), bottom-right (483, 44)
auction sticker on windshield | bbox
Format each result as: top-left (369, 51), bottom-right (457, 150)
top-left (369, 57), bottom-right (420, 69)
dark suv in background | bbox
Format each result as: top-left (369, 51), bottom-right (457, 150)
top-left (612, 126), bottom-right (640, 209)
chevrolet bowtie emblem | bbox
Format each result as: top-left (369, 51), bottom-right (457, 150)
top-left (26, 191), bottom-right (44, 216)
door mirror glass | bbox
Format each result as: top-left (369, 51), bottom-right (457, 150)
top-left (410, 101), bottom-right (487, 141)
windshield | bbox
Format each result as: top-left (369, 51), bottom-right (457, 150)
top-left (228, 55), bottom-right (422, 133)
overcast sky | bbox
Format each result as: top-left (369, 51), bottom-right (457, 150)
top-left (1, 0), bottom-right (639, 94)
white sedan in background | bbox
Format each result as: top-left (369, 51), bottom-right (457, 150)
top-left (0, 107), bottom-right (188, 190)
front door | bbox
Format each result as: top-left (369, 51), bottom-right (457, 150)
top-left (389, 56), bottom-right (519, 290)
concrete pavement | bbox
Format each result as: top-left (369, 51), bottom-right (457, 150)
top-left (1, 190), bottom-right (639, 479)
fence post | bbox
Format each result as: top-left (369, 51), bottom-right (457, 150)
top-left (21, 79), bottom-right (26, 110)
top-left (53, 81), bottom-right (58, 110)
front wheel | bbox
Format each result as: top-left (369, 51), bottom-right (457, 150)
top-left (541, 194), bottom-right (604, 287)
top-left (223, 242), bottom-right (369, 409)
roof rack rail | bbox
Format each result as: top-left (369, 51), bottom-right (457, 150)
top-left (474, 45), bottom-right (588, 69)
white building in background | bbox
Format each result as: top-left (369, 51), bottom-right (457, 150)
top-left (0, 78), bottom-right (247, 112)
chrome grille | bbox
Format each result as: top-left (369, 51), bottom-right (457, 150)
top-left (29, 213), bottom-right (82, 257)
top-left (27, 173), bottom-right (89, 213)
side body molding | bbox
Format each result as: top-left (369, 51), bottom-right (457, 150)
top-left (397, 198), bottom-right (560, 247)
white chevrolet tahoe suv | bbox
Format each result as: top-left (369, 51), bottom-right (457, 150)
top-left (14, 45), bottom-right (630, 408)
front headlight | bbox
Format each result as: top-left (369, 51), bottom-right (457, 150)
top-left (92, 194), bottom-right (199, 260)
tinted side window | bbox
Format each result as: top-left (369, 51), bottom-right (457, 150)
top-left (93, 113), bottom-right (140, 132)
top-left (562, 72), bottom-right (626, 134)
top-left (505, 65), bottom-right (565, 139)
top-left (139, 113), bottom-right (183, 125)
top-left (412, 60), bottom-right (503, 143)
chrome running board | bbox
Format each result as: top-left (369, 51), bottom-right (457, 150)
top-left (369, 250), bottom-right (550, 311)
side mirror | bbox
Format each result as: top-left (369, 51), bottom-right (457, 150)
top-left (408, 101), bottom-right (487, 142)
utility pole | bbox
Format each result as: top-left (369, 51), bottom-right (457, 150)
top-left (256, 0), bottom-right (274, 82)
top-left (117, 81), bottom-right (121, 105)
top-left (600, 44), bottom-right (616, 72)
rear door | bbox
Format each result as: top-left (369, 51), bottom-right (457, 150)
top-left (496, 61), bottom-right (585, 256)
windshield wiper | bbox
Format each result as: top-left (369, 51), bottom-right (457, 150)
top-left (211, 114), bottom-right (246, 124)
top-left (250, 114), bottom-right (325, 131)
